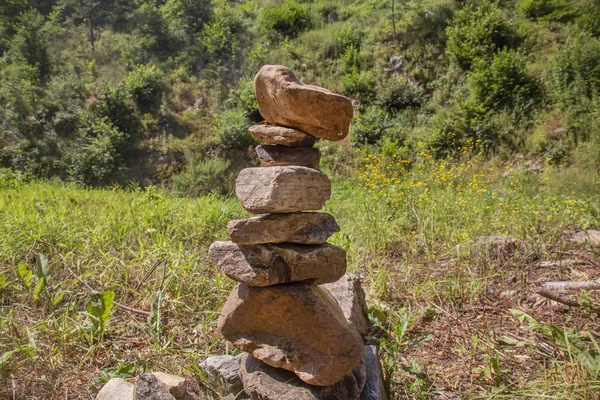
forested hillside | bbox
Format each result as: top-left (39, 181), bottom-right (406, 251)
top-left (2, 0), bottom-right (600, 399)
top-left (2, 0), bottom-right (600, 187)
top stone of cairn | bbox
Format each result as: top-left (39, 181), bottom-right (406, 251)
top-left (254, 65), bottom-right (354, 142)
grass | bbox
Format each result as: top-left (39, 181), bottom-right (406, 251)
top-left (1, 150), bottom-right (600, 398)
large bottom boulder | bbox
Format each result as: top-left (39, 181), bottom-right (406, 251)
top-left (240, 354), bottom-right (366, 400)
top-left (217, 283), bottom-right (364, 386)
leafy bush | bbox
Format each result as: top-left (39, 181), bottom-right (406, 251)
top-left (341, 70), bottom-right (376, 102)
top-left (446, 1), bottom-right (522, 70)
top-left (209, 109), bottom-right (254, 157)
top-left (90, 87), bottom-right (140, 139)
top-left (551, 31), bottom-right (600, 103)
top-left (324, 25), bottom-right (363, 58)
top-left (171, 158), bottom-right (232, 196)
top-left (260, 0), bottom-right (310, 42)
top-left (518, 0), bottom-right (574, 22)
top-left (377, 77), bottom-right (424, 113)
top-left (428, 100), bottom-right (497, 157)
top-left (68, 118), bottom-right (126, 186)
top-left (8, 9), bottom-right (50, 81)
top-left (122, 64), bottom-right (167, 113)
top-left (468, 49), bottom-right (538, 109)
top-left (351, 107), bottom-right (406, 147)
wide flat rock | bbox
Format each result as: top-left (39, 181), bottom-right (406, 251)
top-left (320, 273), bottom-right (371, 337)
top-left (256, 145), bottom-right (320, 169)
top-left (240, 353), bottom-right (366, 400)
top-left (96, 378), bottom-right (134, 400)
top-left (249, 124), bottom-right (317, 147)
top-left (209, 241), bottom-right (346, 286)
top-left (135, 373), bottom-right (175, 400)
top-left (218, 283), bottom-right (364, 386)
top-left (227, 212), bottom-right (339, 245)
top-left (235, 166), bottom-right (330, 213)
top-left (254, 65), bottom-right (353, 141)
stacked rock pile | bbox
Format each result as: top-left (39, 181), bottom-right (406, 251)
top-left (208, 65), bottom-right (376, 398)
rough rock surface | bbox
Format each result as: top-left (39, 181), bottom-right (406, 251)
top-left (249, 124), bottom-right (318, 147)
top-left (228, 212), bottom-right (339, 245)
top-left (254, 65), bottom-right (354, 141)
top-left (567, 229), bottom-right (600, 245)
top-left (151, 372), bottom-right (187, 398)
top-left (135, 373), bottom-right (175, 400)
top-left (321, 273), bottom-right (371, 337)
top-left (96, 378), bottom-right (134, 400)
top-left (198, 355), bottom-right (245, 398)
top-left (235, 166), bottom-right (330, 213)
top-left (240, 353), bottom-right (366, 400)
top-left (209, 241), bottom-right (346, 286)
top-left (255, 145), bottom-right (320, 169)
top-left (218, 283), bottom-right (364, 386)
top-left (361, 345), bottom-right (388, 400)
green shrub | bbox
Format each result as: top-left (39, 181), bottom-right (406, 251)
top-left (68, 118), bottom-right (126, 186)
top-left (551, 31), bottom-right (600, 103)
top-left (376, 77), bottom-right (424, 113)
top-left (209, 109), bottom-right (254, 156)
top-left (90, 87), bottom-right (140, 139)
top-left (171, 158), bottom-right (232, 196)
top-left (122, 64), bottom-right (167, 113)
top-left (260, 0), bottom-right (310, 42)
top-left (428, 100), bottom-right (497, 157)
top-left (468, 49), bottom-right (538, 109)
top-left (341, 70), bottom-right (376, 102)
top-left (518, 0), bottom-right (574, 22)
top-left (446, 1), bottom-right (522, 70)
top-left (324, 25), bottom-right (363, 58)
top-left (574, 0), bottom-right (600, 36)
top-left (351, 107), bottom-right (406, 147)
top-left (8, 9), bottom-right (50, 81)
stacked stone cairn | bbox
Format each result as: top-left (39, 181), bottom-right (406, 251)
top-left (207, 65), bottom-right (385, 399)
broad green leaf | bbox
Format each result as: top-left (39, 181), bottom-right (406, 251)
top-left (86, 290), bottom-right (115, 341)
top-left (14, 263), bottom-right (32, 288)
top-left (33, 277), bottom-right (46, 302)
top-left (36, 253), bottom-right (50, 279)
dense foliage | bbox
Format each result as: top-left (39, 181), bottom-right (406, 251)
top-left (1, 0), bottom-right (599, 190)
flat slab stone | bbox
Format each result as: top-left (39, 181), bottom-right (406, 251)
top-left (209, 241), bottom-right (346, 286)
top-left (135, 373), bottom-right (175, 400)
top-left (198, 355), bottom-right (245, 397)
top-left (151, 373), bottom-right (187, 398)
top-left (256, 145), bottom-right (320, 169)
top-left (96, 378), bottom-right (134, 400)
top-left (249, 124), bottom-right (317, 147)
top-left (227, 212), bottom-right (339, 245)
top-left (321, 273), bottom-right (371, 337)
top-left (240, 353), bottom-right (366, 400)
top-left (361, 345), bottom-right (388, 400)
top-left (254, 65), bottom-right (353, 141)
top-left (218, 283), bottom-right (364, 386)
top-left (235, 166), bottom-right (330, 213)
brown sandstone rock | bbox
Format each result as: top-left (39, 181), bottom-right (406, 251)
top-left (217, 283), bottom-right (364, 386)
top-left (227, 212), bottom-right (339, 245)
top-left (254, 65), bottom-right (354, 141)
top-left (320, 273), bottom-right (371, 337)
top-left (96, 378), bottom-right (134, 400)
top-left (256, 145), bottom-right (320, 169)
top-left (249, 124), bottom-right (318, 147)
top-left (235, 166), bottom-right (330, 213)
top-left (239, 353), bottom-right (366, 400)
top-left (209, 241), bottom-right (346, 286)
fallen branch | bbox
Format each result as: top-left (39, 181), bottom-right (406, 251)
top-left (536, 289), bottom-right (580, 307)
top-left (538, 280), bottom-right (600, 291)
